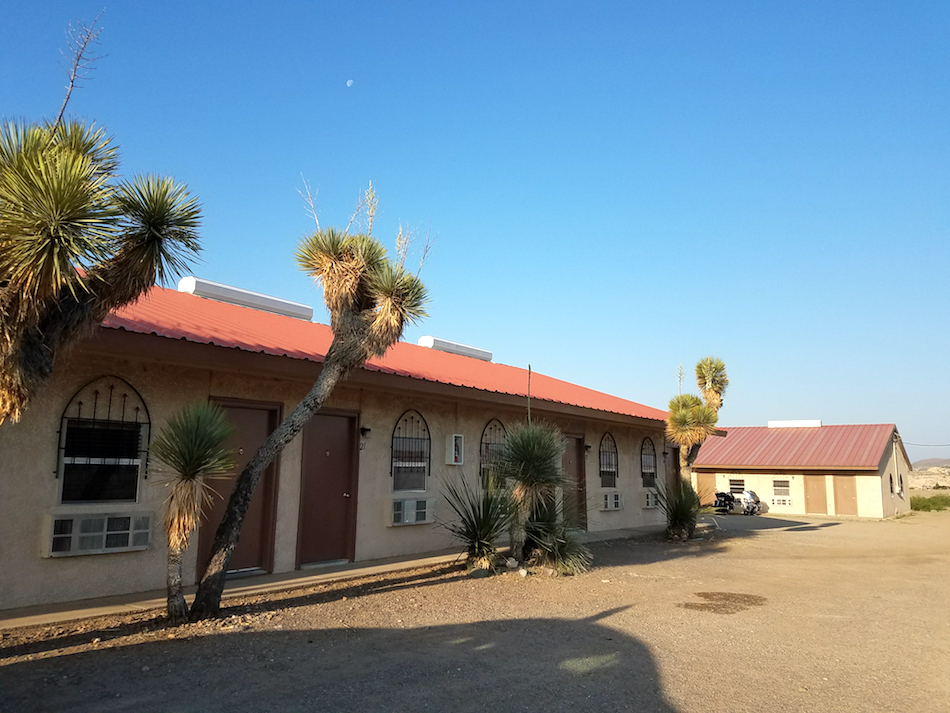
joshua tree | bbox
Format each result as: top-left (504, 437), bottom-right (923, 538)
top-left (150, 403), bottom-right (235, 623)
top-left (695, 356), bottom-right (729, 413)
top-left (189, 197), bottom-right (428, 619)
top-left (0, 119), bottom-right (201, 425)
top-left (665, 393), bottom-right (718, 475)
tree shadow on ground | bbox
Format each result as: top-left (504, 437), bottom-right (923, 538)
top-left (0, 610), bottom-right (679, 713)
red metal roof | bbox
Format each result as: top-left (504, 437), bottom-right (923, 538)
top-left (102, 286), bottom-right (666, 422)
top-left (692, 424), bottom-right (897, 471)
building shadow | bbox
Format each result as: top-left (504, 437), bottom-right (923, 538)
top-left (0, 609), bottom-right (679, 713)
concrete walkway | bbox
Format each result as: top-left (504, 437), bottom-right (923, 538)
top-left (0, 524), bottom-right (665, 630)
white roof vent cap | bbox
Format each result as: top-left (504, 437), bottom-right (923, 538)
top-left (768, 419), bottom-right (822, 429)
top-left (417, 336), bottom-right (492, 362)
top-left (178, 276), bottom-right (313, 321)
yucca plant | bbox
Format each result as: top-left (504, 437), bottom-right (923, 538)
top-left (440, 474), bottom-right (513, 570)
top-left (494, 421), bottom-right (567, 564)
top-left (190, 186), bottom-right (429, 619)
top-left (666, 393), bottom-right (718, 474)
top-left (657, 478), bottom-right (702, 541)
top-left (524, 517), bottom-right (593, 575)
top-left (0, 120), bottom-right (201, 425)
top-left (151, 402), bottom-right (235, 623)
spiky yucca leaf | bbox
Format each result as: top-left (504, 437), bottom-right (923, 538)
top-left (151, 402), bottom-right (235, 550)
top-left (524, 518), bottom-right (593, 575)
top-left (0, 125), bottom-right (118, 308)
top-left (295, 227), bottom-right (366, 315)
top-left (656, 478), bottom-right (702, 540)
top-left (665, 395), bottom-right (718, 449)
top-left (367, 262), bottom-right (428, 355)
top-left (112, 175), bottom-right (201, 286)
top-left (440, 475), bottom-right (513, 569)
top-left (695, 356), bottom-right (728, 412)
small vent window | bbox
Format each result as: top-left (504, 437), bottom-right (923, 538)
top-left (58, 376), bottom-right (150, 504)
top-left (479, 419), bottom-right (507, 487)
top-left (641, 438), bottom-right (657, 488)
top-left (773, 479), bottom-right (790, 497)
top-left (599, 433), bottom-right (618, 488)
top-left (729, 479), bottom-right (745, 494)
top-left (391, 410), bottom-right (430, 492)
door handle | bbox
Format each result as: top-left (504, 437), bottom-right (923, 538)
top-left (343, 492), bottom-right (351, 498)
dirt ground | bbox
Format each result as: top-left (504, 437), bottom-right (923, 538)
top-left (2, 511), bottom-right (949, 713)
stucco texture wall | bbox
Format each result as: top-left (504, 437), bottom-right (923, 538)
top-left (1, 347), bottom-right (667, 610)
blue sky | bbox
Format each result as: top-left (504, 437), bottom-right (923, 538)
top-left (3, 2), bottom-right (949, 461)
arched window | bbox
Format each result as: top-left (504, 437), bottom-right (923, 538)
top-left (599, 433), bottom-right (618, 488)
top-left (641, 438), bottom-right (657, 488)
top-left (889, 474), bottom-right (894, 496)
top-left (57, 375), bottom-right (151, 503)
top-left (898, 473), bottom-right (904, 496)
top-left (391, 410), bottom-right (430, 492)
top-left (479, 419), bottom-right (507, 487)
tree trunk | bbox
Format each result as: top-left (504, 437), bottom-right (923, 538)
top-left (166, 543), bottom-right (188, 624)
top-left (189, 352), bottom-right (350, 620)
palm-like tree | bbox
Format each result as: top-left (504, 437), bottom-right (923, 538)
top-left (150, 403), bottom-right (235, 623)
top-left (695, 356), bottom-right (728, 413)
top-left (665, 393), bottom-right (718, 473)
top-left (190, 224), bottom-right (427, 619)
top-left (0, 120), bottom-right (201, 424)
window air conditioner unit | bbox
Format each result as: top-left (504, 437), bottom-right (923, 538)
top-left (44, 512), bottom-right (151, 557)
top-left (389, 499), bottom-right (436, 526)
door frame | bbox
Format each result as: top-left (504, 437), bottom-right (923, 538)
top-left (295, 408), bottom-right (361, 567)
top-left (198, 397), bottom-right (282, 577)
top-left (562, 432), bottom-right (588, 530)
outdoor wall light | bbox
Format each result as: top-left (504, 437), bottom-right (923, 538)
top-left (360, 426), bottom-right (371, 436)
top-left (585, 444), bottom-right (592, 450)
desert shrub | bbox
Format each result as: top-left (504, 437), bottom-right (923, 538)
top-left (911, 494), bottom-right (950, 512)
top-left (657, 478), bottom-right (702, 540)
top-left (441, 475), bottom-right (513, 569)
top-left (524, 516), bottom-right (593, 575)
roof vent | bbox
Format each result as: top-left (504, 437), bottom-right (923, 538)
top-left (768, 420), bottom-right (822, 429)
top-left (417, 336), bottom-right (492, 362)
top-left (178, 276), bottom-right (313, 321)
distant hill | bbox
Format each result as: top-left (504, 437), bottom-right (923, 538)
top-left (913, 458), bottom-right (950, 470)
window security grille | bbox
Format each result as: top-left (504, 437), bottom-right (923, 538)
top-left (599, 433), bottom-right (618, 489)
top-left (641, 438), bottom-right (657, 488)
top-left (46, 513), bottom-right (151, 556)
top-left (58, 376), bottom-right (151, 503)
top-left (773, 479), bottom-right (791, 496)
top-left (601, 492), bottom-right (622, 511)
top-left (729, 479), bottom-right (745, 494)
top-left (479, 419), bottom-right (507, 487)
top-left (390, 499), bottom-right (435, 525)
top-left (391, 411), bottom-right (430, 492)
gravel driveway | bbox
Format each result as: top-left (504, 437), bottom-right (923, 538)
top-left (2, 511), bottom-right (948, 713)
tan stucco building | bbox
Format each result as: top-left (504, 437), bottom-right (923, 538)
top-left (692, 421), bottom-right (912, 518)
top-left (0, 280), bottom-right (673, 610)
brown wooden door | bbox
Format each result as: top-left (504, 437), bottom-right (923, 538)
top-left (562, 436), bottom-right (587, 530)
top-left (696, 472), bottom-right (717, 505)
top-left (833, 475), bottom-right (858, 516)
top-left (298, 413), bottom-right (358, 566)
top-left (197, 402), bottom-right (278, 575)
top-left (804, 475), bottom-right (828, 514)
